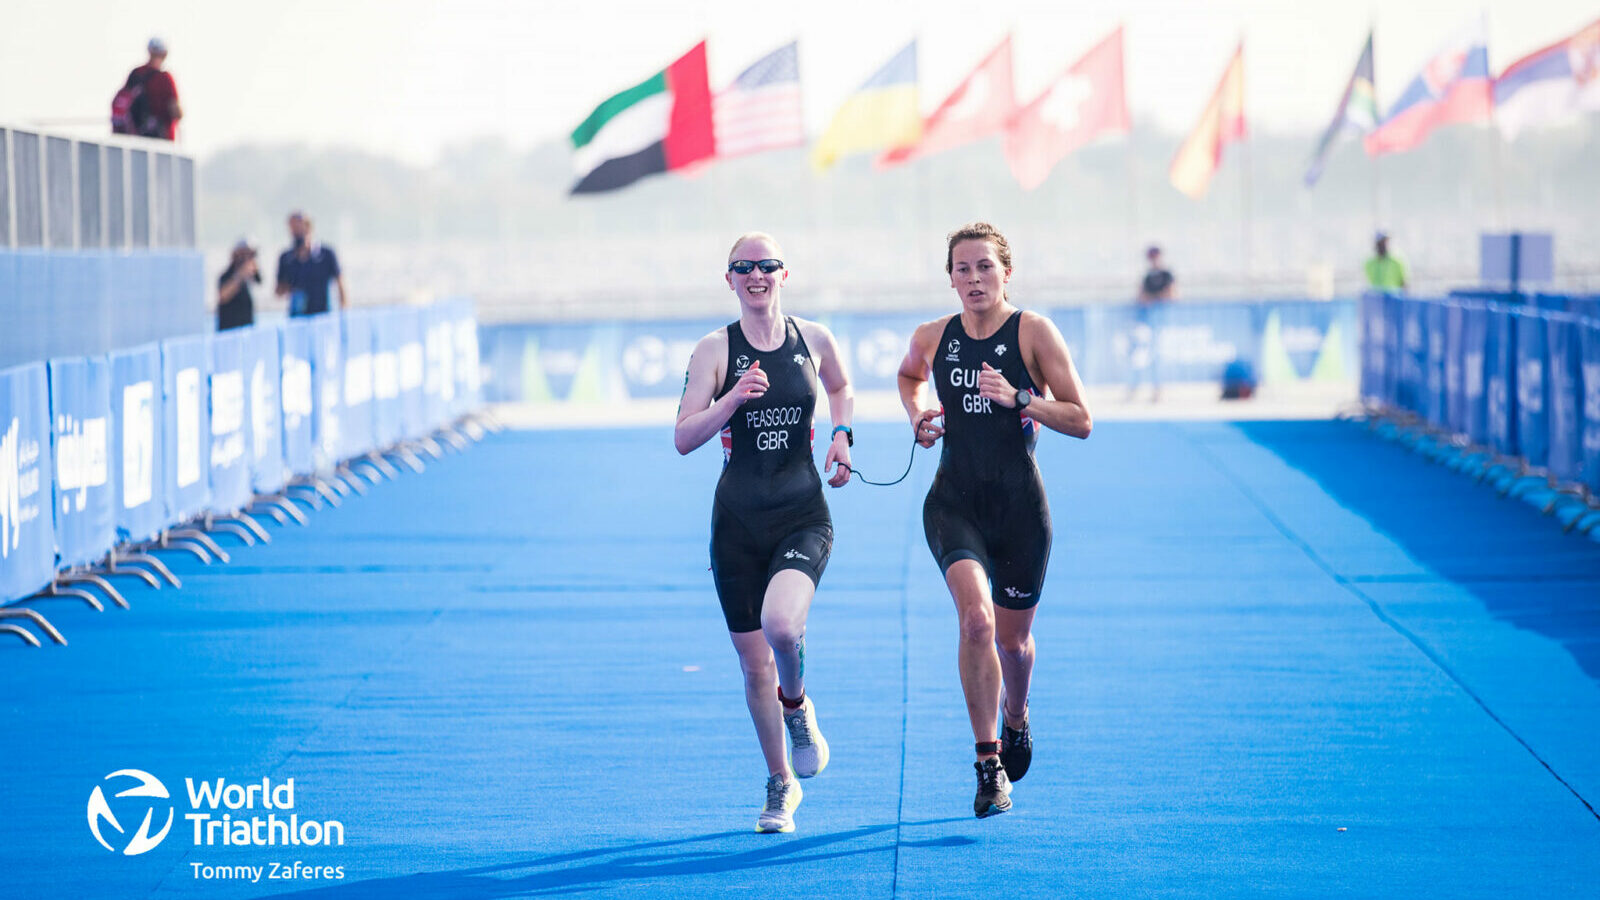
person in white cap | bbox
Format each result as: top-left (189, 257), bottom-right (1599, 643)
top-left (116, 37), bottom-right (182, 140)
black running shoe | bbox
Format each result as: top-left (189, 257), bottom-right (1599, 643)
top-left (999, 711), bottom-right (1032, 782)
top-left (973, 757), bottom-right (1012, 818)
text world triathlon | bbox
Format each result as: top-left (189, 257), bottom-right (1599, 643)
top-left (184, 779), bottom-right (344, 847)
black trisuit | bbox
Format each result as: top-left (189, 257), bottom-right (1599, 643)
top-left (709, 317), bottom-right (832, 633)
top-left (924, 310), bottom-right (1052, 610)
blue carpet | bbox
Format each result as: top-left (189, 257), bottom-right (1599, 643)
top-left (3, 421), bottom-right (1597, 898)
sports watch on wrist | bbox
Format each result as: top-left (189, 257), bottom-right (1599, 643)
top-left (832, 425), bottom-right (853, 446)
top-left (1014, 390), bottom-right (1032, 409)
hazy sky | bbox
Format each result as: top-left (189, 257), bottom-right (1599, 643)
top-left (2, 0), bottom-right (1595, 164)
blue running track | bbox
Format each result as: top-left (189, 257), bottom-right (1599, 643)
top-left (5, 421), bottom-right (1599, 898)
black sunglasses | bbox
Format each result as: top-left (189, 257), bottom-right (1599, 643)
top-left (728, 259), bottom-right (784, 275)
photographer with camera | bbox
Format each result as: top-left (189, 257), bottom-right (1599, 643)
top-left (217, 238), bottom-right (262, 331)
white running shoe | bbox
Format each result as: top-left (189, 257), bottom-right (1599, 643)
top-left (756, 773), bottom-right (802, 833)
top-left (783, 695), bottom-right (830, 778)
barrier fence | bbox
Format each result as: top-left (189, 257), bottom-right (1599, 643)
top-left (1358, 290), bottom-right (1600, 530)
top-left (478, 299), bottom-right (1358, 405)
top-left (0, 300), bottom-right (484, 643)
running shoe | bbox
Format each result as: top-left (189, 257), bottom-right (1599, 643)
top-left (973, 757), bottom-right (1013, 818)
top-left (999, 708), bottom-right (1032, 782)
top-left (783, 695), bottom-right (830, 778)
top-left (756, 773), bottom-right (802, 833)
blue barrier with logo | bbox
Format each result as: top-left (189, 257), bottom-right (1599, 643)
top-left (47, 356), bottom-right (114, 569)
top-left (1546, 314), bottom-right (1583, 485)
top-left (1443, 303), bottom-right (1467, 435)
top-left (393, 308), bottom-right (428, 440)
top-left (309, 314), bottom-right (344, 474)
top-left (1359, 292), bottom-right (1386, 404)
top-left (1398, 297), bottom-right (1427, 415)
top-left (450, 300), bottom-right (482, 418)
top-left (1423, 302), bottom-right (1447, 424)
top-left (1, 363), bottom-right (57, 601)
top-left (424, 305), bottom-right (456, 426)
top-left (371, 309), bottom-right (404, 450)
top-left (1461, 304), bottom-right (1489, 445)
top-left (208, 330), bottom-right (252, 513)
top-left (249, 326), bottom-right (287, 495)
top-left (161, 335), bottom-right (211, 523)
top-left (1514, 310), bottom-right (1550, 468)
top-left (1583, 320), bottom-right (1600, 494)
top-left (109, 344), bottom-right (164, 543)
top-left (1485, 306), bottom-right (1518, 457)
top-left (280, 321), bottom-right (316, 477)
top-left (831, 312), bottom-right (933, 394)
top-left (341, 310), bottom-right (377, 461)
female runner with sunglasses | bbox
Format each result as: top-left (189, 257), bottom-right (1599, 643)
top-left (675, 233), bottom-right (856, 834)
top-left (897, 222), bottom-right (1092, 818)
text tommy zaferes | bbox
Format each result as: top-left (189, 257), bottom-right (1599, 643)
top-left (184, 778), bottom-right (345, 846)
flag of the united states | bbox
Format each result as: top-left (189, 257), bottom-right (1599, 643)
top-left (713, 41), bottom-right (805, 158)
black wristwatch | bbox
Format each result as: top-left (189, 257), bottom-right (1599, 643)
top-left (1014, 390), bottom-right (1032, 409)
top-left (832, 425), bottom-right (853, 446)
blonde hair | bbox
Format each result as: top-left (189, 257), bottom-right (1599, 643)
top-left (728, 231), bottom-right (784, 264)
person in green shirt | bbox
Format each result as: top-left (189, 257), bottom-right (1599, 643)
top-left (1365, 230), bottom-right (1408, 292)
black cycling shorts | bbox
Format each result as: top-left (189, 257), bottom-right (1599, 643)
top-left (710, 497), bottom-right (832, 633)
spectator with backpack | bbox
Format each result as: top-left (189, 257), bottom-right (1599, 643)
top-left (112, 38), bottom-right (182, 140)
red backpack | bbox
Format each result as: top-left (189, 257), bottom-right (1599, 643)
top-left (111, 67), bottom-right (153, 135)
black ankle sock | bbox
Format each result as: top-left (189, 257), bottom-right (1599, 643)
top-left (778, 687), bottom-right (805, 710)
top-left (976, 741), bottom-right (1001, 757)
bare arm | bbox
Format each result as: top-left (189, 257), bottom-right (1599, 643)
top-left (674, 331), bottom-right (768, 455)
top-left (1017, 312), bottom-right (1092, 439)
top-left (801, 320), bottom-right (854, 486)
top-left (897, 318), bottom-right (947, 447)
top-left (336, 276), bottom-right (349, 309)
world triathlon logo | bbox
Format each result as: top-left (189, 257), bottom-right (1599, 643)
top-left (87, 769), bottom-right (174, 856)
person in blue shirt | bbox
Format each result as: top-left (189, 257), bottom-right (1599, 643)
top-left (275, 211), bottom-right (348, 316)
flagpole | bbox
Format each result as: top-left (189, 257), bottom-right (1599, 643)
top-left (1239, 38), bottom-right (1252, 297)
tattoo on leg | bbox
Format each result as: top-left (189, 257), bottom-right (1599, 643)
top-left (796, 638), bottom-right (805, 679)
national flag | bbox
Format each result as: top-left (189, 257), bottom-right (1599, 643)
top-left (810, 41), bottom-right (920, 172)
top-left (1494, 17), bottom-right (1600, 140)
top-left (1365, 18), bottom-right (1492, 155)
top-left (570, 41), bottom-right (715, 194)
top-left (1169, 43), bottom-right (1246, 200)
top-left (1002, 26), bottom-right (1129, 191)
top-left (713, 41), bottom-right (805, 158)
top-left (1304, 33), bottom-right (1379, 186)
top-left (879, 35), bottom-right (1015, 167)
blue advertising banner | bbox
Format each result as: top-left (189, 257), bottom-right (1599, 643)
top-left (1582, 319), bottom-right (1600, 493)
top-left (309, 314), bottom-right (344, 473)
top-left (341, 309), bottom-right (376, 461)
top-left (208, 329), bottom-right (252, 513)
top-left (249, 326), bottom-right (287, 495)
top-left (1443, 303), bottom-right (1467, 435)
top-left (109, 344), bottom-right (164, 543)
top-left (280, 321), bottom-right (316, 478)
top-left (1545, 314), bottom-right (1583, 484)
top-left (1259, 301), bottom-right (1347, 385)
top-left (829, 312), bottom-right (927, 394)
top-left (371, 309), bottom-right (404, 450)
top-left (0, 363), bottom-right (57, 602)
top-left (47, 356), bottom-right (114, 569)
top-left (1485, 306), bottom-right (1518, 458)
top-left (161, 334), bottom-right (210, 523)
top-left (1462, 304), bottom-right (1490, 446)
top-left (1514, 310), bottom-right (1550, 468)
